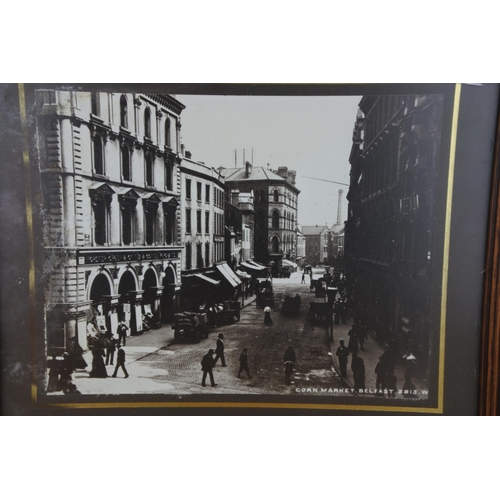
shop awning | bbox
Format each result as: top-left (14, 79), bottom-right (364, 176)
top-left (188, 274), bottom-right (220, 286)
top-left (282, 259), bottom-right (298, 268)
top-left (248, 260), bottom-right (267, 270)
top-left (241, 261), bottom-right (261, 271)
top-left (216, 263), bottom-right (242, 287)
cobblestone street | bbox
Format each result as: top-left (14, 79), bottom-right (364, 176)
top-left (71, 271), bottom-right (348, 396)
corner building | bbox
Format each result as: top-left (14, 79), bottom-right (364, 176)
top-left (36, 90), bottom-right (185, 352)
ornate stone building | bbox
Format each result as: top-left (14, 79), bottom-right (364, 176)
top-left (221, 163), bottom-right (299, 276)
top-left (35, 90), bottom-right (184, 352)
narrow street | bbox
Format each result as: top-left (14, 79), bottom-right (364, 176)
top-left (72, 271), bottom-right (347, 396)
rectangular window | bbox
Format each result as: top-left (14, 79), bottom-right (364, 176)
top-left (206, 185), bottom-right (210, 203)
top-left (186, 179), bottom-right (191, 199)
top-left (197, 182), bottom-right (202, 201)
top-left (205, 212), bottom-right (210, 234)
top-left (185, 208), bottom-right (191, 233)
top-left (145, 205), bottom-right (157, 245)
top-left (205, 243), bottom-right (210, 266)
top-left (165, 162), bottom-right (173, 191)
top-left (94, 200), bottom-right (107, 245)
top-left (197, 244), bottom-right (203, 268)
top-left (197, 210), bottom-right (202, 233)
top-left (122, 204), bottom-right (134, 245)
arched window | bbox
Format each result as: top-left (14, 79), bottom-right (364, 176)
top-left (145, 153), bottom-right (153, 186)
top-left (273, 189), bottom-right (279, 203)
top-left (165, 118), bottom-right (171, 148)
top-left (121, 144), bottom-right (131, 181)
top-left (272, 210), bottom-right (280, 229)
top-left (120, 95), bottom-right (128, 128)
top-left (93, 134), bottom-right (104, 175)
top-left (272, 235), bottom-right (279, 254)
top-left (144, 108), bottom-right (151, 139)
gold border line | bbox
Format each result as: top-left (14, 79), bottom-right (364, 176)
top-left (22, 85), bottom-right (461, 413)
top-left (437, 83), bottom-right (462, 412)
top-left (18, 83), bottom-right (38, 404)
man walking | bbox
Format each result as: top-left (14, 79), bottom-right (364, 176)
top-left (301, 272), bottom-right (306, 284)
top-left (335, 339), bottom-right (349, 378)
top-left (105, 334), bottom-right (116, 366)
top-left (201, 349), bottom-right (216, 387)
top-left (237, 348), bottom-right (252, 378)
top-left (112, 346), bottom-right (129, 378)
top-left (351, 351), bottom-right (365, 393)
top-left (213, 333), bottom-right (227, 367)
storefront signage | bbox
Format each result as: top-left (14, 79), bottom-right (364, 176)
top-left (79, 250), bottom-right (181, 265)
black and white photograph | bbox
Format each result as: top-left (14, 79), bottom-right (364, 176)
top-left (25, 84), bottom-right (458, 411)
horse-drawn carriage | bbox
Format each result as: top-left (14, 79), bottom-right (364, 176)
top-left (256, 278), bottom-right (274, 308)
top-left (173, 311), bottom-right (209, 343)
top-left (281, 294), bottom-right (301, 315)
top-left (309, 302), bottom-right (331, 325)
top-left (221, 300), bottom-right (241, 324)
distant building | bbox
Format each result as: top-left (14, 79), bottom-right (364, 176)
top-left (328, 223), bottom-right (345, 268)
top-left (295, 227), bottom-right (306, 267)
top-left (179, 156), bottom-right (241, 310)
top-left (225, 189), bottom-right (255, 267)
top-left (302, 224), bottom-right (330, 265)
top-left (221, 162), bottom-right (300, 276)
top-left (345, 94), bottom-right (444, 377)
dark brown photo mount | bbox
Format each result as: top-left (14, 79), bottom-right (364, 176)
top-left (1, 83), bottom-right (499, 415)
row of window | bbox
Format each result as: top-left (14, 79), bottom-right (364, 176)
top-left (93, 133), bottom-right (174, 191)
top-left (185, 242), bottom-right (211, 270)
top-left (93, 197), bottom-right (176, 247)
top-left (255, 188), bottom-right (297, 206)
top-left (92, 93), bottom-right (175, 148)
top-left (185, 179), bottom-right (212, 203)
top-left (185, 208), bottom-right (212, 235)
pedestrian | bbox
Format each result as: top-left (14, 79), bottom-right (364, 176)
top-left (237, 348), bottom-right (252, 378)
top-left (105, 335), bottom-right (116, 365)
top-left (351, 351), bottom-right (365, 393)
top-left (326, 306), bottom-right (334, 342)
top-left (89, 343), bottom-right (107, 378)
top-left (117, 320), bottom-right (128, 347)
top-left (336, 339), bottom-right (349, 378)
top-left (340, 299), bottom-right (348, 324)
top-left (284, 345), bottom-right (296, 385)
top-left (201, 348), bottom-right (216, 387)
top-left (333, 299), bottom-right (342, 325)
top-left (347, 327), bottom-right (359, 353)
top-left (387, 371), bottom-right (397, 398)
top-left (213, 333), bottom-right (227, 367)
top-left (264, 305), bottom-right (273, 325)
top-left (301, 272), bottom-right (306, 284)
top-left (112, 346), bottom-right (129, 378)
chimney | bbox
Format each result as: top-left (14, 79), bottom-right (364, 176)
top-left (181, 144), bottom-right (185, 155)
top-left (245, 161), bottom-right (252, 178)
top-left (287, 170), bottom-right (297, 186)
top-left (277, 166), bottom-right (288, 179)
top-left (231, 189), bottom-right (240, 206)
top-left (185, 150), bottom-right (192, 159)
top-left (336, 189), bottom-right (344, 225)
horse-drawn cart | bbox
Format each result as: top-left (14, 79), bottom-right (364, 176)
top-left (173, 312), bottom-right (208, 343)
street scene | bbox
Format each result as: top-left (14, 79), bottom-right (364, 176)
top-left (35, 89), bottom-right (443, 403)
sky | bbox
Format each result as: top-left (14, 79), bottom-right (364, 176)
top-left (176, 94), bottom-right (361, 227)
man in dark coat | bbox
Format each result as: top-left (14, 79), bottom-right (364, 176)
top-left (105, 335), bottom-right (116, 365)
top-left (237, 348), bottom-right (252, 378)
top-left (201, 349), bottom-right (216, 387)
top-left (213, 333), bottom-right (227, 367)
top-left (351, 351), bottom-right (365, 393)
top-left (117, 321), bottom-right (128, 347)
top-left (112, 347), bottom-right (129, 378)
top-left (336, 339), bottom-right (349, 378)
